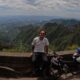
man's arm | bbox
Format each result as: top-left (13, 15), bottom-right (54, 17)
top-left (32, 45), bottom-right (35, 53)
top-left (44, 45), bottom-right (48, 54)
top-left (44, 38), bottom-right (49, 54)
top-left (31, 38), bottom-right (36, 53)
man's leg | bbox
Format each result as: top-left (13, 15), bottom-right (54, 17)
top-left (42, 54), bottom-right (49, 76)
top-left (32, 53), bottom-right (37, 74)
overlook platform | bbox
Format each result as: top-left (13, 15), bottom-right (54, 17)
top-left (0, 51), bottom-right (74, 78)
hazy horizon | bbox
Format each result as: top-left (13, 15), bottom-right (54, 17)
top-left (0, 0), bottom-right (80, 19)
top-left (0, 15), bottom-right (80, 20)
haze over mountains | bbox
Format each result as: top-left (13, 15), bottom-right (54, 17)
top-left (0, 15), bottom-right (80, 30)
top-left (0, 16), bottom-right (57, 25)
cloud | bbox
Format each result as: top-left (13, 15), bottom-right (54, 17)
top-left (0, 0), bottom-right (80, 18)
top-left (0, 0), bottom-right (37, 10)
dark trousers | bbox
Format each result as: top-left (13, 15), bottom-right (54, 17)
top-left (32, 52), bottom-right (48, 74)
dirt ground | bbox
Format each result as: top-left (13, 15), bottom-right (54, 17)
top-left (0, 77), bottom-right (37, 80)
top-left (0, 74), bottom-right (80, 80)
top-left (60, 73), bottom-right (80, 80)
top-left (0, 77), bottom-right (79, 80)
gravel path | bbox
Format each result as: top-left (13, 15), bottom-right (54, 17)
top-left (60, 73), bottom-right (80, 80)
top-left (0, 74), bottom-right (80, 80)
top-left (0, 77), bottom-right (37, 80)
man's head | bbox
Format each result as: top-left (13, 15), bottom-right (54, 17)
top-left (39, 30), bottom-right (46, 40)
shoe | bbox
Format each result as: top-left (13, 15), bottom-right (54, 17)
top-left (31, 70), bottom-right (37, 77)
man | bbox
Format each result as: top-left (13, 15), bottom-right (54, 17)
top-left (31, 30), bottom-right (49, 74)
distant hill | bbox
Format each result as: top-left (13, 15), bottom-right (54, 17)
top-left (13, 19), bottom-right (80, 51)
top-left (48, 19), bottom-right (80, 27)
top-left (0, 18), bottom-right (80, 51)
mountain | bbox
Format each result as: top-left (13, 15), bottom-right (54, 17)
top-left (0, 18), bottom-right (80, 51)
top-left (13, 20), bottom-right (80, 51)
top-left (48, 19), bottom-right (80, 27)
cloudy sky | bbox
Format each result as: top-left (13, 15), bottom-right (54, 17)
top-left (0, 0), bottom-right (80, 19)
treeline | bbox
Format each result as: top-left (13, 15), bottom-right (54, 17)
top-left (0, 19), bottom-right (80, 52)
